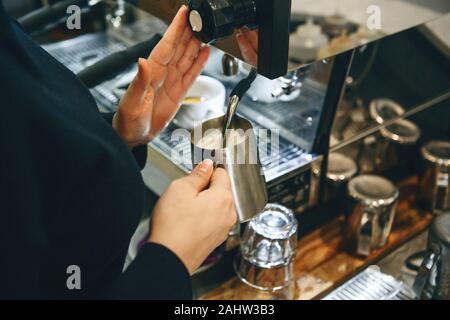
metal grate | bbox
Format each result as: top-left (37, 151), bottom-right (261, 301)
top-left (151, 120), bottom-right (312, 178)
top-left (43, 32), bottom-right (130, 111)
top-left (323, 266), bottom-right (416, 300)
top-left (44, 33), bottom-right (127, 73)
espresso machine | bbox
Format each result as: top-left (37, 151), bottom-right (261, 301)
top-left (135, 0), bottom-right (450, 230)
top-left (135, 1), bottom-right (450, 296)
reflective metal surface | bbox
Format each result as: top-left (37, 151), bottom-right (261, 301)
top-left (329, 24), bottom-right (450, 172)
top-left (413, 213), bottom-right (450, 299)
top-left (139, 0), bottom-right (450, 77)
top-left (327, 153), bottom-right (358, 183)
top-left (420, 141), bottom-right (450, 214)
top-left (346, 175), bottom-right (399, 256)
top-left (379, 119), bottom-right (421, 145)
top-left (289, 0), bottom-right (449, 64)
top-left (369, 98), bottom-right (405, 125)
top-left (370, 119), bottom-right (421, 172)
top-left (324, 265), bottom-right (413, 300)
top-left (325, 152), bottom-right (358, 202)
top-left (191, 115), bottom-right (268, 222)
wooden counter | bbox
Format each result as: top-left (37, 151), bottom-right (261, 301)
top-left (199, 176), bottom-right (433, 300)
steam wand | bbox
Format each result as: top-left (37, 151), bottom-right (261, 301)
top-left (222, 68), bottom-right (258, 146)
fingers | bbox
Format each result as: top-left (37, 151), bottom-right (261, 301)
top-left (241, 28), bottom-right (258, 51)
top-left (184, 159), bottom-right (214, 193)
top-left (182, 45), bottom-right (210, 89)
top-left (119, 58), bottom-right (153, 118)
top-left (209, 168), bottom-right (238, 226)
top-left (209, 167), bottom-right (232, 191)
top-left (177, 36), bottom-right (202, 74)
top-left (148, 88), bottom-right (180, 137)
top-left (148, 5), bottom-right (188, 66)
top-left (236, 32), bottom-right (258, 66)
top-left (150, 44), bottom-right (209, 137)
top-left (162, 5), bottom-right (188, 48)
top-left (133, 58), bottom-right (152, 91)
top-left (171, 25), bottom-right (194, 65)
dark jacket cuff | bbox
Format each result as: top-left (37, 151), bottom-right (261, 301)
top-left (101, 112), bottom-right (148, 170)
top-left (120, 243), bottom-right (193, 300)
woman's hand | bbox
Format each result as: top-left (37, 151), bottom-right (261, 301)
top-left (236, 27), bottom-right (258, 67)
top-left (148, 159), bottom-right (237, 274)
top-left (113, 6), bottom-right (210, 148)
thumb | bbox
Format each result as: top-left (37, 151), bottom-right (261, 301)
top-left (184, 159), bottom-right (214, 193)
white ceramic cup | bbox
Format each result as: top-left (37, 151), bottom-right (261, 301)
top-left (174, 75), bottom-right (226, 129)
top-left (239, 62), bottom-right (280, 103)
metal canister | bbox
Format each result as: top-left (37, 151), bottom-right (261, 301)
top-left (346, 175), bottom-right (399, 256)
top-left (221, 53), bottom-right (239, 76)
top-left (375, 119), bottom-right (421, 172)
top-left (369, 98), bottom-right (405, 124)
top-left (420, 141), bottom-right (450, 214)
top-left (191, 115), bottom-right (268, 222)
top-left (326, 152), bottom-right (358, 201)
top-left (413, 213), bottom-right (450, 299)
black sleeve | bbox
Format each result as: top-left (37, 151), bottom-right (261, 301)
top-left (101, 112), bottom-right (148, 170)
top-left (0, 2), bottom-right (193, 300)
top-left (108, 243), bottom-right (193, 300)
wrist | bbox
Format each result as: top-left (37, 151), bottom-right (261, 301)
top-left (112, 112), bottom-right (136, 149)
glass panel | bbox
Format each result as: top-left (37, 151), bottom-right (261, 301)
top-left (288, 0), bottom-right (450, 66)
top-left (330, 15), bottom-right (450, 151)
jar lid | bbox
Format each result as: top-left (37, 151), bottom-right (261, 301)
top-left (379, 119), bottom-right (421, 145)
top-left (431, 213), bottom-right (450, 246)
top-left (251, 204), bottom-right (298, 241)
top-left (421, 140), bottom-right (450, 167)
top-left (327, 153), bottom-right (358, 182)
top-left (369, 98), bottom-right (405, 124)
top-left (348, 175), bottom-right (399, 207)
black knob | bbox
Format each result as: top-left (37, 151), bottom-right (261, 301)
top-left (188, 0), bottom-right (257, 43)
